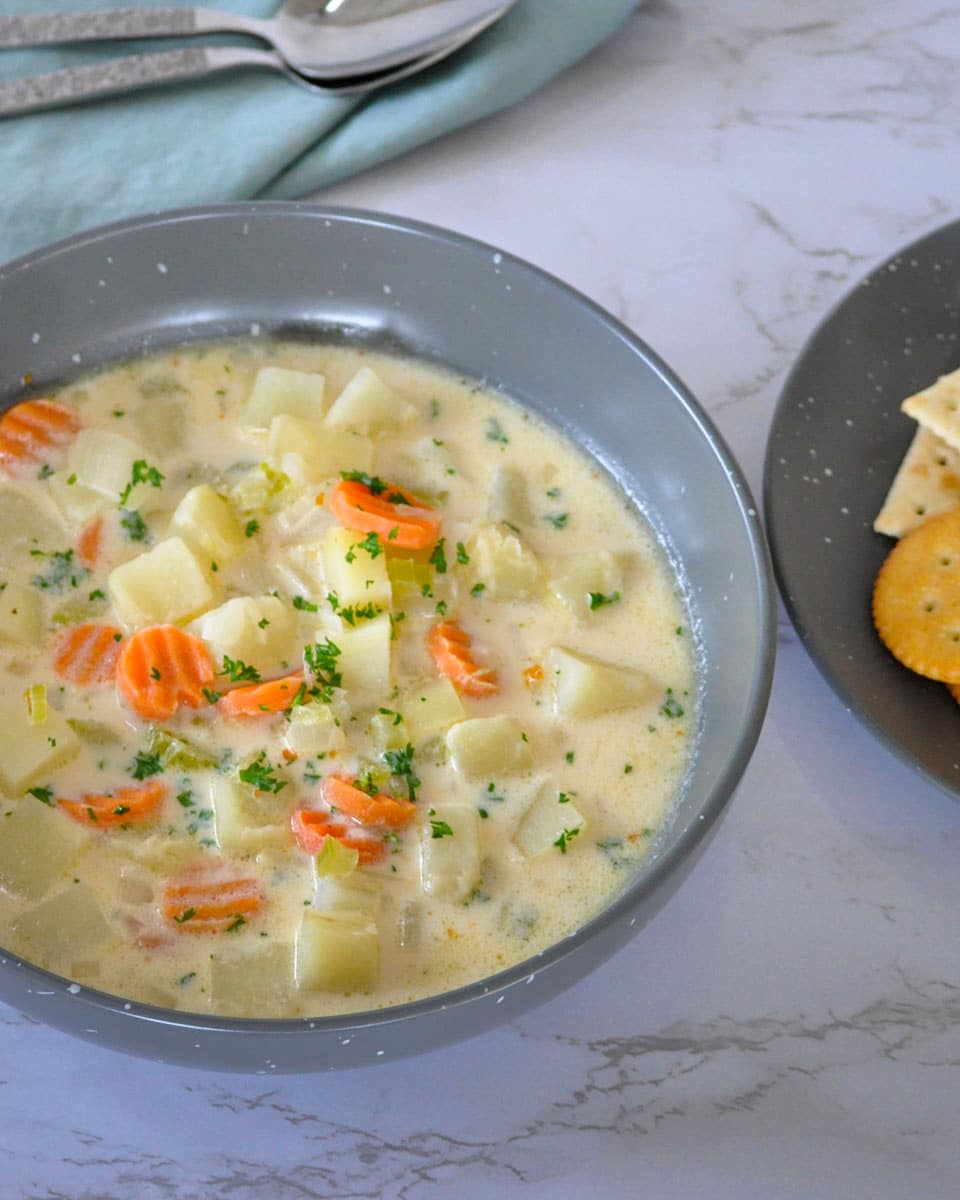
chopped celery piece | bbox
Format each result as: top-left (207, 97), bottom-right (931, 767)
top-left (386, 557), bottom-right (433, 596)
top-left (25, 684), bottom-right (47, 726)
top-left (314, 836), bottom-right (359, 879)
top-left (67, 718), bottom-right (123, 746)
top-left (148, 727), bottom-right (218, 772)
top-left (228, 462), bottom-right (292, 515)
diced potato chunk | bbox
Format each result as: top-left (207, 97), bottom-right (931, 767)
top-left (402, 678), bottom-right (466, 746)
top-left (0, 797), bottom-right (88, 898)
top-left (269, 415), bottom-right (373, 482)
top-left (11, 882), bottom-right (113, 963)
top-left (488, 464), bottom-right (531, 526)
top-left (548, 551), bottom-right (624, 618)
top-left (514, 782), bottom-right (586, 858)
top-left (108, 536), bottom-right (218, 629)
top-left (547, 646), bottom-right (655, 716)
top-left (194, 595), bottom-right (296, 676)
top-left (0, 582), bottom-right (40, 645)
top-left (419, 803), bottom-right (481, 901)
top-left (324, 367), bottom-right (417, 436)
top-left (0, 694), bottom-right (80, 793)
top-left (295, 908), bottom-right (379, 992)
top-left (67, 429), bottom-right (154, 509)
top-left (283, 702), bottom-right (346, 758)
top-left (0, 489), bottom-right (65, 563)
top-left (469, 522), bottom-right (541, 600)
top-left (47, 475), bottom-right (108, 525)
top-left (312, 872), bottom-right (381, 915)
top-left (209, 775), bottom-right (291, 855)
top-left (322, 526), bottom-right (391, 610)
top-left (337, 613), bottom-right (391, 696)
top-left (446, 715), bottom-right (531, 778)
top-left (169, 484), bottom-right (245, 565)
top-left (209, 942), bottom-right (293, 1017)
top-left (244, 367), bottom-right (326, 427)
top-left (397, 436), bottom-right (461, 494)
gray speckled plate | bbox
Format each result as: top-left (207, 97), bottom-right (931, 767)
top-left (764, 218), bottom-right (960, 798)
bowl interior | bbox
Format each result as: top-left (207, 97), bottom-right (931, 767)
top-left (0, 204), bottom-right (774, 1069)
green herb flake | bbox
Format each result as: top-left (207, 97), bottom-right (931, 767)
top-left (382, 742), bottom-right (420, 804)
top-left (429, 538), bottom-right (447, 574)
top-left (244, 519), bottom-right (260, 538)
top-left (486, 417), bottom-right (509, 444)
top-left (88, 588), bottom-right (106, 601)
top-left (120, 509), bottom-right (149, 542)
top-left (225, 914), bottom-right (247, 933)
top-left (176, 790), bottom-right (194, 809)
top-left (220, 654), bottom-right (260, 684)
top-left (430, 818), bottom-right (454, 839)
top-left (470, 582), bottom-right (486, 597)
top-left (130, 751), bottom-right (163, 780)
top-left (565, 751), bottom-right (575, 764)
top-left (119, 458), bottom-right (165, 507)
top-left (456, 542), bottom-right (470, 565)
top-left (303, 638), bottom-right (342, 701)
top-left (31, 548), bottom-right (89, 592)
top-left (173, 907), bottom-right (196, 925)
top-left (27, 785), bottom-right (53, 805)
top-left (238, 751), bottom-right (287, 794)
top-left (589, 590), bottom-right (621, 611)
top-left (36, 464), bottom-right (54, 480)
top-left (659, 688), bottom-right (685, 719)
top-left (201, 687), bottom-right (222, 705)
top-left (545, 512), bottom-right (569, 530)
top-left (554, 826), bottom-right (581, 854)
top-left (293, 595), bottom-right (318, 613)
top-left (150, 666), bottom-right (161, 681)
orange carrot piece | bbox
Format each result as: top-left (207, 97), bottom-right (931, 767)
top-left (59, 779), bottom-right (166, 829)
top-left (0, 398), bottom-right (81, 476)
top-left (116, 625), bottom-right (216, 721)
top-left (426, 619), bottom-right (499, 698)
top-left (322, 774), bottom-right (417, 829)
top-left (219, 672), bottom-right (305, 718)
top-left (76, 516), bottom-right (104, 569)
top-left (290, 809), bottom-right (386, 864)
top-left (161, 859), bottom-right (264, 933)
top-left (52, 622), bottom-right (124, 685)
top-left (328, 478), bottom-right (441, 551)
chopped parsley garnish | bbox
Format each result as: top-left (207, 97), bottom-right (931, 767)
top-left (589, 590), bottom-right (621, 610)
top-left (176, 790), bottom-right (194, 809)
top-left (378, 707), bottom-right (403, 726)
top-left (120, 509), bottom-right (149, 542)
top-left (130, 751), bottom-right (163, 780)
top-left (27, 785), bottom-right (53, 805)
top-left (112, 803), bottom-right (131, 816)
top-left (456, 542), bottom-right (470, 565)
top-left (565, 751), bottom-right (575, 764)
top-left (429, 538), bottom-right (447, 574)
top-left (303, 638), bottom-right (342, 700)
top-left (150, 666), bottom-right (162, 681)
top-left (339, 471), bottom-right (407, 502)
top-left (238, 751), bottom-right (287, 794)
top-left (88, 588), bottom-right (106, 601)
top-left (545, 512), bottom-right (569, 529)
top-left (338, 601), bottom-right (383, 627)
top-left (244, 519), bottom-right (260, 538)
top-left (220, 654), bottom-right (260, 683)
top-left (36, 463), bottom-right (54, 480)
top-left (554, 827), bottom-right (580, 854)
top-left (356, 531), bottom-right (383, 559)
top-left (31, 548), bottom-right (88, 592)
top-left (225, 914), bottom-right (247, 933)
top-left (486, 417), bottom-right (509, 444)
top-left (470, 582), bottom-right (486, 597)
top-left (430, 818), bottom-right (454, 839)
top-left (558, 791), bottom-right (573, 804)
top-left (659, 688), bottom-right (685, 719)
top-left (201, 687), bottom-right (222, 705)
top-left (382, 742), bottom-right (420, 804)
top-left (293, 595), bottom-right (318, 613)
top-left (173, 907), bottom-right (196, 925)
top-left (118, 458), bottom-right (165, 507)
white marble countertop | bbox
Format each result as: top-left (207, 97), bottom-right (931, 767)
top-left (4, 1), bottom-right (960, 1195)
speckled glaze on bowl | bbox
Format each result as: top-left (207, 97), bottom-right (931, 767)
top-left (0, 204), bottom-right (774, 1072)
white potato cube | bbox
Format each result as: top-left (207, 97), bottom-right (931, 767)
top-left (446, 715), bottom-right (531, 779)
top-left (47, 476), bottom-right (108, 525)
top-left (0, 582), bottom-right (40, 645)
top-left (312, 872), bottom-right (381, 915)
top-left (194, 595), bottom-right (297, 676)
top-left (548, 551), bottom-right (625, 618)
top-left (402, 679), bottom-right (466, 746)
top-left (11, 882), bottom-right (114, 964)
top-left (209, 775), bottom-right (291, 855)
top-left (109, 537), bottom-right (218, 629)
top-left (488, 464), bottom-right (531, 526)
top-left (244, 367), bottom-right (326, 427)
top-left (469, 523), bottom-right (541, 600)
top-left (269, 415), bottom-right (374, 482)
top-left (0, 797), bottom-right (88, 898)
top-left (209, 942), bottom-right (294, 1018)
top-left (295, 908), bottom-right (379, 992)
top-left (324, 367), bottom-right (417, 436)
top-left (547, 646), bottom-right (655, 716)
top-left (419, 803), bottom-right (481, 901)
top-left (0, 694), bottom-right (80, 793)
top-left (169, 484), bottom-right (245, 565)
top-left (514, 782), bottom-right (586, 858)
top-left (322, 526), bottom-right (391, 610)
top-left (0, 489), bottom-right (66, 564)
top-left (284, 702), bottom-right (345, 758)
top-left (67, 429), bottom-right (154, 509)
top-left (337, 613), bottom-right (391, 696)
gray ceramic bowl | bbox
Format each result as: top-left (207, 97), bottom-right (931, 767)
top-left (0, 204), bottom-right (774, 1071)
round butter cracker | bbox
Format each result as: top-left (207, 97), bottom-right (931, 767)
top-left (873, 509), bottom-right (960, 682)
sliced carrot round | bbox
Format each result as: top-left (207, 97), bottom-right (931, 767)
top-left (322, 774), bottom-right (417, 829)
top-left (0, 398), bottom-right (81, 476)
top-left (59, 779), bottom-right (166, 829)
top-left (427, 619), bottom-right (499, 698)
top-left (328, 478), bottom-right (441, 551)
top-left (219, 672), bottom-right (305, 718)
top-left (116, 625), bottom-right (216, 721)
top-left (290, 809), bottom-right (386, 865)
top-left (161, 859), bottom-right (264, 934)
top-left (53, 622), bottom-right (124, 685)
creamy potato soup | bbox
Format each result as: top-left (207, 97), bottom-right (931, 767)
top-left (0, 340), bottom-right (695, 1017)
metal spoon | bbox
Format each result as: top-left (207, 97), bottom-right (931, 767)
top-left (0, 8), bottom-right (508, 118)
top-left (0, 0), bottom-right (511, 80)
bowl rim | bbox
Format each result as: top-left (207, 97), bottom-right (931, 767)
top-left (0, 201), bottom-right (777, 1039)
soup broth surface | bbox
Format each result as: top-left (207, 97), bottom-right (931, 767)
top-left (0, 340), bottom-right (695, 1017)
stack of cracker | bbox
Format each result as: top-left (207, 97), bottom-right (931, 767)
top-left (873, 366), bottom-right (960, 699)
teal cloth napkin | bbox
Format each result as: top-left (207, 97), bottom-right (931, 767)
top-left (0, 0), bottom-right (636, 264)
